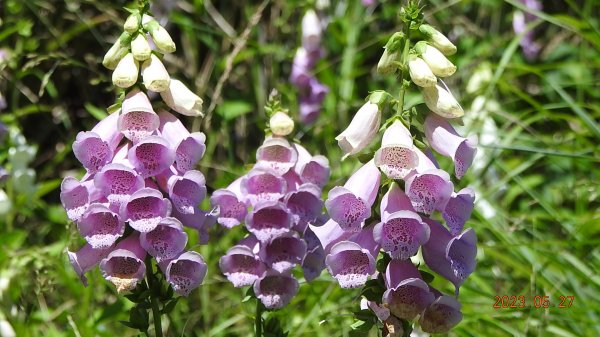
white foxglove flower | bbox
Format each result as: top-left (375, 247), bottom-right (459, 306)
top-left (160, 79), bottom-right (203, 116)
top-left (131, 34), bottom-right (151, 61)
top-left (269, 111), bottom-right (295, 136)
top-left (141, 54), bottom-right (170, 92)
top-left (142, 15), bottom-right (176, 53)
top-left (335, 101), bottom-right (381, 160)
top-left (419, 24), bottom-right (457, 55)
top-left (111, 53), bottom-right (138, 88)
top-left (408, 56), bottom-right (437, 87)
top-left (302, 10), bottom-right (322, 52)
top-left (416, 42), bottom-right (456, 77)
top-left (422, 84), bottom-right (464, 118)
top-left (102, 32), bottom-right (132, 70)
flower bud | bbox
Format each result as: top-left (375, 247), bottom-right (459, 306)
top-left (422, 84), bottom-right (464, 118)
top-left (160, 79), bottom-right (203, 116)
top-left (131, 34), bottom-right (151, 61)
top-left (102, 32), bottom-right (132, 70)
top-left (269, 111), bottom-right (294, 136)
top-left (302, 10), bottom-right (322, 52)
top-left (335, 101), bottom-right (381, 160)
top-left (141, 54), bottom-right (170, 92)
top-left (416, 42), bottom-right (456, 77)
top-left (419, 24), bottom-right (457, 55)
top-left (111, 53), bottom-right (139, 88)
top-left (123, 12), bottom-right (141, 34)
top-left (142, 15), bottom-right (176, 53)
top-left (377, 32), bottom-right (404, 75)
top-left (408, 55), bottom-right (437, 87)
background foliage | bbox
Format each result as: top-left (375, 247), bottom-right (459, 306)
top-left (0, 0), bottom-right (599, 336)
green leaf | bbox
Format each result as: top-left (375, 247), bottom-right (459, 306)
top-left (84, 102), bottom-right (108, 121)
top-left (216, 101), bottom-right (253, 121)
top-left (161, 298), bottom-right (180, 315)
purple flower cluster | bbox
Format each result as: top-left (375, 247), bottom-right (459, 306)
top-left (62, 90), bottom-right (210, 296)
top-left (314, 115), bottom-right (477, 332)
top-left (513, 0), bottom-right (542, 60)
top-left (290, 10), bottom-right (329, 125)
top-left (212, 137), bottom-right (330, 309)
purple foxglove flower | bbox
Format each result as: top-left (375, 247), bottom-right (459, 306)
top-left (140, 217), bottom-right (188, 262)
top-left (419, 292), bottom-right (463, 333)
top-left (73, 112), bottom-right (123, 173)
top-left (172, 206), bottom-right (214, 244)
top-left (121, 187), bottom-right (172, 232)
top-left (290, 48), bottom-right (313, 87)
top-left (335, 102), bottom-right (381, 160)
top-left (128, 135), bottom-right (176, 178)
top-left (240, 168), bottom-right (287, 205)
top-left (293, 143), bottom-right (330, 188)
top-left (255, 137), bottom-right (298, 175)
top-left (373, 210), bottom-right (429, 260)
top-left (379, 183), bottom-right (415, 219)
top-left (161, 251), bottom-right (207, 296)
top-left (220, 244), bottom-right (267, 287)
top-left (158, 110), bottom-right (206, 172)
top-left (254, 271), bottom-right (299, 309)
top-left (424, 115), bottom-right (478, 179)
top-left (443, 187), bottom-right (475, 236)
top-left (360, 298), bottom-right (390, 321)
top-left (285, 183), bottom-right (323, 224)
top-left (382, 260), bottom-right (434, 320)
top-left (307, 78), bottom-right (329, 102)
top-left (512, 0), bottom-right (542, 61)
top-left (94, 163), bottom-right (145, 208)
top-left (60, 177), bottom-right (93, 223)
top-left (302, 246), bottom-right (325, 282)
top-left (245, 200), bottom-right (293, 242)
top-left (301, 10), bottom-right (322, 52)
top-left (374, 120), bottom-right (419, 179)
top-left (79, 203), bottom-right (125, 249)
top-left (422, 219), bottom-right (477, 290)
top-left (210, 188), bottom-right (248, 229)
top-left (404, 168), bottom-right (453, 215)
top-left (259, 233), bottom-right (307, 273)
top-left (282, 170), bottom-right (303, 193)
top-left (325, 160), bottom-right (380, 232)
top-left (165, 170), bottom-right (206, 215)
top-left (100, 233), bottom-right (147, 293)
top-left (118, 90), bottom-right (160, 143)
top-left (299, 100), bottom-right (322, 125)
top-left (68, 244), bottom-right (112, 286)
top-left (310, 218), bottom-right (354, 252)
top-left (325, 241), bottom-right (376, 288)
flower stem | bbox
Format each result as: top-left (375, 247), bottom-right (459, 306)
top-left (255, 299), bottom-right (263, 337)
top-left (151, 295), bottom-right (163, 337)
top-left (396, 18), bottom-right (413, 118)
top-left (146, 256), bottom-right (163, 337)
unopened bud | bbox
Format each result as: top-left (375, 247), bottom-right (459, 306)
top-left (102, 32), bottom-right (132, 70)
top-left (408, 55), bottom-right (437, 87)
top-left (141, 54), bottom-right (170, 92)
top-left (160, 79), bottom-right (204, 116)
top-left (416, 42), bottom-right (456, 77)
top-left (419, 24), bottom-right (457, 55)
top-left (142, 15), bottom-right (176, 53)
top-left (111, 53), bottom-right (138, 88)
top-left (377, 32), bottom-right (404, 75)
top-left (269, 111), bottom-right (294, 136)
top-left (123, 12), bottom-right (141, 34)
top-left (131, 34), bottom-right (151, 61)
top-left (422, 84), bottom-right (464, 118)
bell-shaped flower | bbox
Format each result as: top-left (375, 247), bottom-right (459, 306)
top-left (269, 111), bottom-right (294, 136)
top-left (219, 244), bottom-right (267, 287)
top-left (210, 185), bottom-right (248, 229)
top-left (245, 200), bottom-right (293, 242)
top-left (379, 183), bottom-right (415, 219)
top-left (160, 79), bottom-right (204, 117)
top-left (293, 143), bottom-right (330, 188)
top-left (94, 163), bottom-right (145, 208)
top-left (141, 54), bottom-right (170, 92)
top-left (140, 217), bottom-right (187, 262)
top-left (374, 120), bottom-right (419, 179)
top-left (419, 24), bottom-right (457, 55)
top-left (160, 251), bottom-right (207, 296)
top-left (112, 53), bottom-right (138, 88)
top-left (118, 90), bottom-right (160, 143)
top-left (374, 210), bottom-right (429, 260)
top-left (285, 183), bottom-right (323, 225)
top-left (416, 42), bottom-right (456, 77)
top-left (325, 160), bottom-right (380, 232)
top-left (99, 233), bottom-right (147, 293)
top-left (404, 150), bottom-right (453, 214)
top-left (60, 177), bottom-right (94, 223)
top-left (254, 270), bottom-right (299, 309)
top-left (310, 219), bottom-right (353, 253)
top-left (290, 48), bottom-right (313, 87)
top-left (142, 15), bottom-right (176, 53)
top-left (165, 170), bottom-right (206, 215)
top-left (302, 245), bottom-right (326, 282)
top-left (419, 291), bottom-right (463, 333)
top-left (422, 218), bottom-right (477, 290)
top-left (361, 298), bottom-right (391, 322)
top-left (79, 203), bottom-right (125, 249)
top-left (408, 55), bottom-right (437, 87)
top-left (158, 111), bottom-right (206, 172)
top-left (422, 84), bottom-right (464, 119)
top-left (102, 32), bottom-right (133, 70)
top-left (443, 187), bottom-right (475, 236)
top-left (299, 98), bottom-right (322, 126)
top-left (121, 187), bottom-right (172, 232)
top-left (68, 243), bottom-right (112, 286)
top-left (259, 233), bottom-right (307, 273)
top-left (255, 138), bottom-right (298, 175)
top-left (131, 33), bottom-right (151, 61)
top-left (73, 112), bottom-right (123, 173)
top-left (424, 114), bottom-right (477, 178)
top-left (301, 10), bottom-right (322, 52)
top-left (240, 168), bottom-right (287, 205)
top-left (382, 260), bottom-right (435, 320)
top-left (325, 240), bottom-right (376, 288)
top-left (128, 135), bottom-right (176, 178)
top-left (335, 102), bottom-right (381, 160)
top-left (171, 206), bottom-right (213, 244)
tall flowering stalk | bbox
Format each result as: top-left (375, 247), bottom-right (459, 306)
top-left (313, 2), bottom-right (478, 335)
top-left (61, 2), bottom-right (208, 335)
top-left (212, 96), bottom-right (329, 335)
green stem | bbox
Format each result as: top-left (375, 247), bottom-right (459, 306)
top-left (396, 18), bottom-right (413, 117)
top-left (255, 299), bottom-right (263, 337)
top-left (151, 295), bottom-right (163, 337)
top-left (145, 256), bottom-right (163, 337)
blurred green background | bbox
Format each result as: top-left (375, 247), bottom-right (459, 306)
top-left (0, 0), bottom-right (599, 336)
